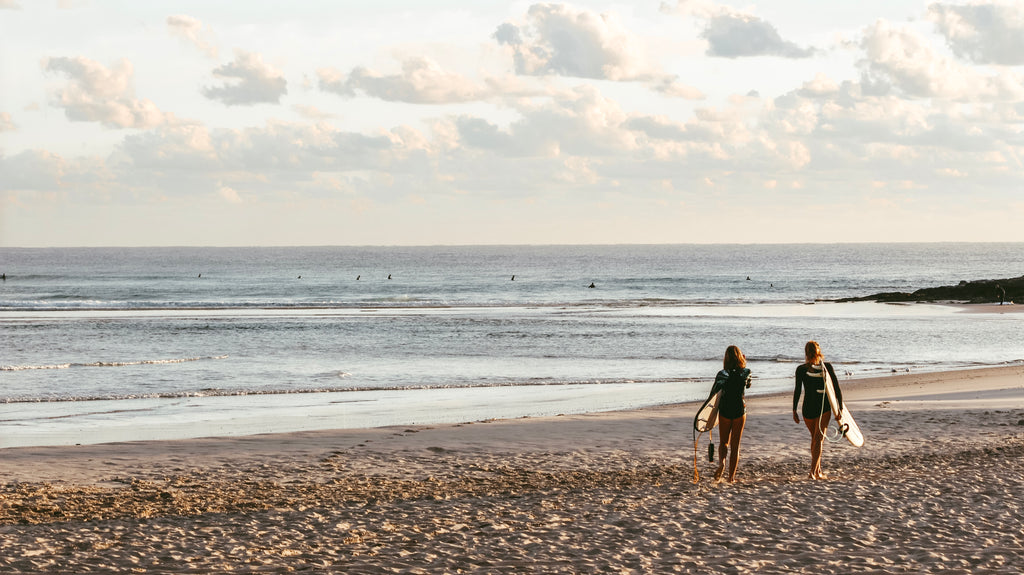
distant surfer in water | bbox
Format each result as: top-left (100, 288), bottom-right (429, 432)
top-left (793, 340), bottom-right (844, 480)
top-left (711, 345), bottom-right (752, 483)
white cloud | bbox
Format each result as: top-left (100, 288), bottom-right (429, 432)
top-left (203, 50), bottom-right (287, 106)
top-left (0, 150), bottom-right (65, 191)
top-left (928, 1), bottom-right (1024, 66)
top-left (859, 20), bottom-right (1024, 101)
top-left (798, 73), bottom-right (840, 98)
top-left (662, 0), bottom-right (814, 58)
top-left (495, 4), bottom-right (660, 81)
top-left (42, 56), bottom-right (170, 129)
top-left (218, 185), bottom-right (243, 203)
top-left (292, 104), bottom-right (335, 120)
top-left (318, 57), bottom-right (491, 104)
top-left (0, 112), bottom-right (15, 132)
top-left (167, 14), bottom-right (219, 59)
top-left (702, 12), bottom-right (815, 58)
top-left (112, 121), bottom-right (400, 197)
top-left (0, 149), bottom-right (109, 196)
top-left (649, 76), bottom-right (705, 100)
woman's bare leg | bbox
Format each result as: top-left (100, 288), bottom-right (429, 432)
top-left (803, 412), bottom-right (831, 479)
top-left (714, 417), bottom-right (734, 481)
top-left (727, 414), bottom-right (746, 482)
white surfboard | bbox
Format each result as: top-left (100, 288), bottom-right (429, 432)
top-left (694, 389), bottom-right (721, 434)
top-left (823, 366), bottom-right (864, 447)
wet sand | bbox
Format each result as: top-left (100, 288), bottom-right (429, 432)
top-left (1, 365), bottom-right (1022, 573)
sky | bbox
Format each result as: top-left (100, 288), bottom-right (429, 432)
top-left (2, 0), bottom-right (1024, 247)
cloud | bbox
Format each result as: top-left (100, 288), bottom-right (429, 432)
top-left (0, 112), bottom-right (15, 132)
top-left (662, 0), bottom-right (814, 58)
top-left (0, 150), bottom-right (65, 191)
top-left (649, 76), bottom-right (705, 100)
top-left (203, 50), bottom-right (287, 106)
top-left (116, 121), bottom-right (397, 180)
top-left (928, 1), bottom-right (1024, 66)
top-left (218, 185), bottom-right (243, 203)
top-left (43, 56), bottom-right (170, 129)
top-left (702, 12), bottom-right (814, 58)
top-left (495, 4), bottom-right (659, 81)
top-left (167, 14), bottom-right (218, 59)
top-left (0, 149), bottom-right (110, 195)
top-left (492, 4), bottom-right (702, 98)
top-left (859, 20), bottom-right (1024, 101)
top-left (318, 57), bottom-right (491, 104)
top-left (292, 104), bottom-right (335, 120)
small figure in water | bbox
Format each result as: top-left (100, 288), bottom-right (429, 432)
top-left (388, 274), bottom-right (392, 280)
top-left (357, 275), bottom-right (360, 280)
top-left (511, 275), bottom-right (515, 281)
top-left (588, 282), bottom-right (595, 288)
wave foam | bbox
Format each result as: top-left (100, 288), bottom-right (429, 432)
top-left (1, 355), bottom-right (228, 371)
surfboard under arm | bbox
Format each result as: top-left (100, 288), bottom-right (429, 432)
top-left (694, 390), bottom-right (721, 433)
top-left (822, 367), bottom-right (864, 447)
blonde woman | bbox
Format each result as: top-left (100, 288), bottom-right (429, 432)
top-left (792, 340), bottom-right (844, 480)
top-left (712, 345), bottom-right (752, 482)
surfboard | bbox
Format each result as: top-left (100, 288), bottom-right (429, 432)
top-left (822, 366), bottom-right (864, 447)
top-left (692, 388), bottom-right (722, 481)
top-left (694, 389), bottom-right (721, 434)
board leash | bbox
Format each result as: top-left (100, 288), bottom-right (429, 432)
top-left (692, 415), bottom-right (714, 483)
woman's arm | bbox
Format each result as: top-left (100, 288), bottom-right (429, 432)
top-left (792, 366), bottom-right (803, 422)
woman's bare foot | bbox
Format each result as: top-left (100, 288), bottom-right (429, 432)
top-left (714, 465), bottom-right (725, 482)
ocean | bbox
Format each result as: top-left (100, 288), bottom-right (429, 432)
top-left (2, 243), bottom-right (1022, 447)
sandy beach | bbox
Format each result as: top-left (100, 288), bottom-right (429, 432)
top-left (1, 365), bottom-right (1022, 573)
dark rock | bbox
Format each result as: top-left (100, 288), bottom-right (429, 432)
top-left (838, 275), bottom-right (1024, 304)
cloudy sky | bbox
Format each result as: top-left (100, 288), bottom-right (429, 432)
top-left (2, 0), bottom-right (1024, 246)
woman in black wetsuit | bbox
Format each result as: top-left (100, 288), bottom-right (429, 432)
top-left (712, 345), bottom-right (752, 482)
top-left (792, 340), bottom-right (844, 480)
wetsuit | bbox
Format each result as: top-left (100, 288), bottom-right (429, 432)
top-left (712, 367), bottom-right (752, 419)
top-left (793, 362), bottom-right (843, 420)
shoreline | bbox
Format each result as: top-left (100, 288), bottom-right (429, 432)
top-left (3, 360), bottom-right (1022, 450)
top-left (1, 364), bottom-right (1022, 572)
top-left (2, 363), bottom-right (1022, 484)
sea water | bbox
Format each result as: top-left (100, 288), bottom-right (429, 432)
top-left (1, 244), bottom-right (1022, 447)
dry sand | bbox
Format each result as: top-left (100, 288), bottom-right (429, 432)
top-left (1, 365), bottom-right (1023, 573)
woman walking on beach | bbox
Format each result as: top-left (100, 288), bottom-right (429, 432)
top-left (712, 345), bottom-right (752, 482)
top-left (793, 340), bottom-right (843, 480)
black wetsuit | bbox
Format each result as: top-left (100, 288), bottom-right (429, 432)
top-left (793, 362), bottom-right (842, 419)
top-left (712, 367), bottom-right (752, 419)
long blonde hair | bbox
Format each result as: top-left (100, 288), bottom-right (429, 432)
top-left (723, 345), bottom-right (746, 371)
top-left (804, 340), bottom-right (823, 365)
